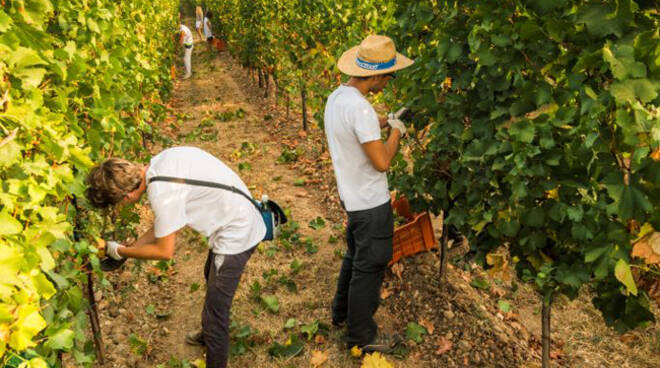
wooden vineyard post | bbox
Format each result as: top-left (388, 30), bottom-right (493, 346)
top-left (264, 71), bottom-right (270, 98)
top-left (301, 82), bottom-right (308, 131)
top-left (273, 71), bottom-right (279, 106)
top-left (439, 222), bottom-right (449, 282)
top-left (541, 295), bottom-right (553, 368)
top-left (86, 271), bottom-right (105, 364)
top-left (286, 93), bottom-right (290, 120)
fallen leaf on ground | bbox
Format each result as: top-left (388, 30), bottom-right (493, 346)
top-left (486, 253), bottom-right (511, 280)
top-left (380, 288), bottom-right (392, 300)
top-left (350, 345), bottom-right (363, 358)
top-left (434, 336), bottom-right (452, 355)
top-left (618, 333), bottom-right (637, 344)
top-left (310, 350), bottom-right (328, 367)
top-left (192, 359), bottom-right (206, 368)
top-left (361, 352), bottom-right (393, 368)
top-left (550, 349), bottom-right (563, 359)
top-left (504, 311), bottom-right (518, 320)
top-left (314, 334), bottom-right (326, 344)
top-left (419, 318), bottom-right (435, 334)
top-left (391, 262), bottom-right (404, 280)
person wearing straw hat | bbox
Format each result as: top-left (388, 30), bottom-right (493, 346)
top-left (324, 35), bottom-right (413, 354)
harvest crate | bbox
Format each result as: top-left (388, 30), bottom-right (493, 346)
top-left (214, 38), bottom-right (226, 52)
top-left (389, 195), bottom-right (438, 266)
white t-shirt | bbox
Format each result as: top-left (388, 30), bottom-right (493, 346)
top-left (203, 17), bottom-right (212, 38)
top-left (146, 147), bottom-right (266, 255)
top-left (324, 85), bottom-right (390, 211)
top-left (180, 25), bottom-right (193, 46)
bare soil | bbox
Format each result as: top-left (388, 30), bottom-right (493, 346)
top-left (91, 36), bottom-right (659, 368)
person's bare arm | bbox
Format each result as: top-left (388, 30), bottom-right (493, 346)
top-left (130, 225), bottom-right (156, 247)
top-left (361, 129), bottom-right (402, 172)
top-left (118, 229), bottom-right (176, 260)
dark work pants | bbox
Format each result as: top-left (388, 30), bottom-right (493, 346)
top-left (202, 247), bottom-right (255, 368)
top-left (331, 201), bottom-right (393, 347)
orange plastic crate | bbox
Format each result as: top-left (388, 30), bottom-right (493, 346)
top-left (389, 196), bottom-right (438, 266)
top-left (214, 38), bottom-right (226, 52)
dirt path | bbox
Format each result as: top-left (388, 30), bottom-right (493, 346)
top-left (98, 36), bottom-right (411, 368)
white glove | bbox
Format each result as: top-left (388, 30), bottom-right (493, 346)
top-left (106, 241), bottom-right (124, 260)
top-left (387, 113), bottom-right (407, 137)
top-left (392, 107), bottom-right (410, 120)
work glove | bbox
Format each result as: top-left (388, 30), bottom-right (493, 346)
top-left (387, 114), bottom-right (407, 138)
top-left (392, 107), bottom-right (410, 120)
top-left (106, 241), bottom-right (124, 261)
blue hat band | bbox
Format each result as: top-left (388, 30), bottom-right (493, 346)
top-left (356, 56), bottom-right (396, 71)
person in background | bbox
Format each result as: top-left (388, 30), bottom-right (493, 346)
top-left (179, 20), bottom-right (194, 79)
top-left (203, 11), bottom-right (214, 53)
top-left (85, 147), bottom-right (266, 368)
top-left (324, 35), bottom-right (413, 354)
top-left (195, 6), bottom-right (204, 41)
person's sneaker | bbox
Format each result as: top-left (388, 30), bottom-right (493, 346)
top-left (358, 334), bottom-right (401, 354)
top-left (185, 329), bottom-right (204, 346)
top-left (182, 74), bottom-right (192, 80)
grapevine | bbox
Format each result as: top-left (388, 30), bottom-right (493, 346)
top-left (200, 0), bottom-right (659, 366)
top-left (0, 0), bottom-right (177, 365)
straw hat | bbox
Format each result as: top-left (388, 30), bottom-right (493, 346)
top-left (337, 35), bottom-right (414, 77)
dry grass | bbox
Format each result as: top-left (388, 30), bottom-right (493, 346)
top-left (513, 286), bottom-right (660, 368)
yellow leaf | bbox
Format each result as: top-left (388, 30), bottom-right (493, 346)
top-left (361, 352), bottom-right (394, 368)
top-left (545, 188), bottom-right (559, 199)
top-left (310, 350), bottom-right (329, 367)
top-left (614, 259), bottom-right (638, 295)
top-left (192, 358), bottom-right (205, 368)
top-left (27, 357), bottom-right (48, 368)
top-left (635, 223), bottom-right (655, 241)
top-left (472, 219), bottom-right (489, 233)
top-left (350, 345), bottom-right (363, 358)
top-left (486, 253), bottom-right (511, 280)
top-left (650, 147), bottom-right (660, 162)
top-left (632, 232), bottom-right (660, 265)
top-left (442, 77), bottom-right (452, 89)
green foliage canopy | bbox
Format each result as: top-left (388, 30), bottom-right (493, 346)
top-left (0, 0), bottom-right (178, 365)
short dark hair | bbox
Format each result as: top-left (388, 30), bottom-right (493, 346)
top-left (206, 11), bottom-right (213, 18)
top-left (85, 158), bottom-right (142, 208)
top-left (353, 73), bottom-right (393, 81)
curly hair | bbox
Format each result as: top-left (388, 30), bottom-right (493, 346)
top-left (85, 158), bottom-right (143, 208)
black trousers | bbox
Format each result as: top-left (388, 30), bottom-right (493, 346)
top-left (202, 247), bottom-right (254, 368)
top-left (331, 201), bottom-right (393, 346)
